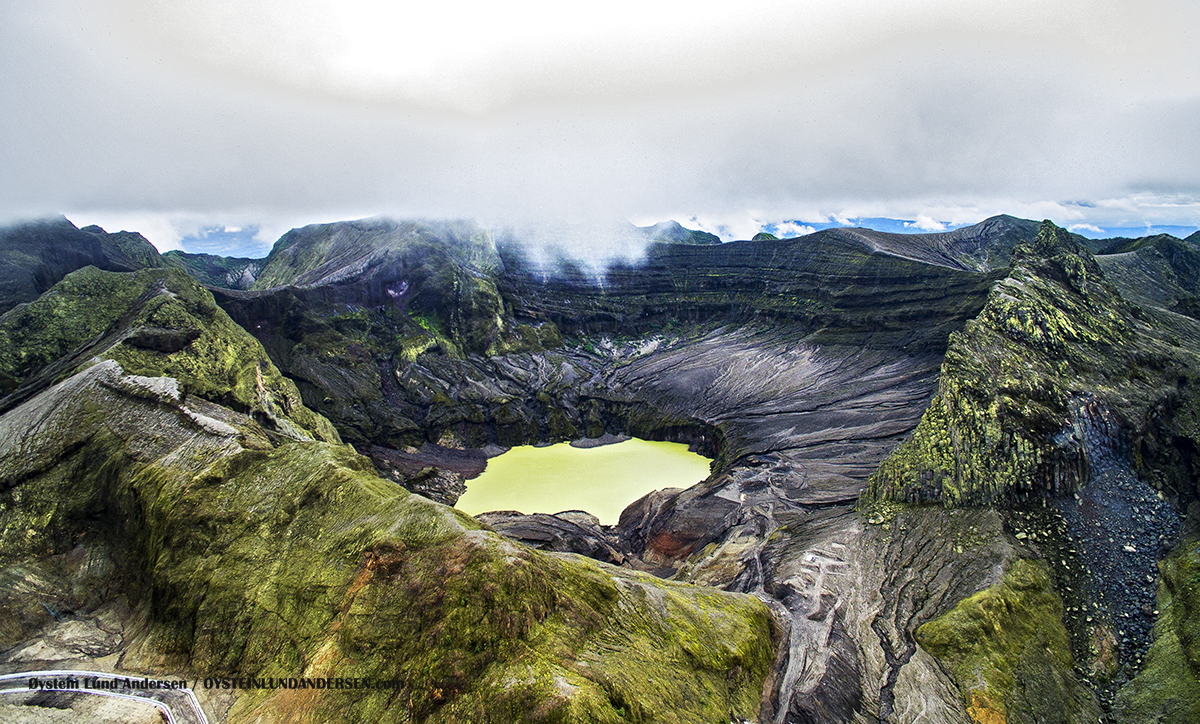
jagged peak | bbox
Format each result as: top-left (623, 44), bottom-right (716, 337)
top-left (1028, 219), bottom-right (1089, 256)
top-left (638, 220), bottom-right (721, 245)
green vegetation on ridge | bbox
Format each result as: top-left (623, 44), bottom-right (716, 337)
top-left (866, 221), bottom-right (1175, 505)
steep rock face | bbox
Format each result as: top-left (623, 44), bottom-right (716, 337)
top-left (0, 217), bottom-right (165, 314)
top-left (498, 227), bottom-right (999, 352)
top-left (162, 250), bottom-right (267, 290)
top-left (860, 222), bottom-right (1200, 717)
top-left (866, 222), bottom-right (1177, 506)
top-left (0, 360), bottom-right (775, 724)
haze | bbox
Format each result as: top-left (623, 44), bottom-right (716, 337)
top-left (1, 0), bottom-right (1197, 252)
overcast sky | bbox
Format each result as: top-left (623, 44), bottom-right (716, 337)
top-left (2, 0), bottom-right (1198, 252)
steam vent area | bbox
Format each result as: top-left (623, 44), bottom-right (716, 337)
top-left (5, 214), bottom-right (1200, 723)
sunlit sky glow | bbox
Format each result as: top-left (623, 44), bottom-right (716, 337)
top-left (2, 0), bottom-right (1198, 252)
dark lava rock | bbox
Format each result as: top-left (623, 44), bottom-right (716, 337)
top-left (475, 510), bottom-right (625, 565)
top-left (123, 326), bottom-right (202, 353)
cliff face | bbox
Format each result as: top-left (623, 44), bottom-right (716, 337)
top-left (866, 223), bottom-right (1152, 506)
top-left (3, 214), bottom-right (1200, 724)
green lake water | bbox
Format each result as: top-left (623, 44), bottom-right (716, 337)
top-left (455, 439), bottom-right (712, 525)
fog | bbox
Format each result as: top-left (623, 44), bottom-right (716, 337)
top-left (2, 1), bottom-right (1198, 252)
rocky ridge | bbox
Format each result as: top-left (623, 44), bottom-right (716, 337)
top-left (0, 217), bottom-right (165, 315)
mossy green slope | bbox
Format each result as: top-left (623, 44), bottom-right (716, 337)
top-left (248, 218), bottom-right (513, 357)
top-left (1114, 539), bottom-right (1200, 723)
top-left (0, 216), bottom-right (165, 315)
top-left (866, 221), bottom-right (1168, 505)
top-left (0, 265), bottom-right (337, 442)
top-left (0, 360), bottom-right (774, 723)
top-left (916, 559), bottom-right (1102, 724)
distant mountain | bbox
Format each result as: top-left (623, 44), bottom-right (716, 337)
top-left (637, 220), bottom-right (721, 245)
top-left (800, 214), bottom-right (1044, 271)
top-left (162, 249), bottom-right (266, 289)
top-left (0, 216), bottom-right (164, 314)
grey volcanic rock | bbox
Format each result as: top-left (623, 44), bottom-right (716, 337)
top-left (475, 510), bottom-right (625, 565)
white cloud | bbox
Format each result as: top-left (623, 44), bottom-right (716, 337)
top-left (904, 215), bottom-right (948, 232)
top-left (3, 1), bottom-right (1199, 252)
top-left (683, 213), bottom-right (769, 242)
top-left (1067, 223), bottom-right (1104, 235)
top-left (110, 0), bottom-right (1200, 115)
top-left (772, 222), bottom-right (817, 238)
